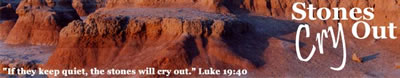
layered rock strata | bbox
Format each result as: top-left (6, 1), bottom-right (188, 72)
top-left (46, 9), bottom-right (254, 77)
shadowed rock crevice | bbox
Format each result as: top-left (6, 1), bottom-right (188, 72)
top-left (182, 36), bottom-right (200, 65)
top-left (0, 0), bottom-right (19, 40)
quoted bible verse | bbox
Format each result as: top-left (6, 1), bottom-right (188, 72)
top-left (2, 67), bottom-right (247, 77)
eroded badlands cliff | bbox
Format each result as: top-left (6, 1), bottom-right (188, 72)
top-left (72, 0), bottom-right (106, 16)
top-left (4, 0), bottom-right (80, 45)
top-left (46, 8), bottom-right (254, 73)
top-left (0, 0), bottom-right (399, 77)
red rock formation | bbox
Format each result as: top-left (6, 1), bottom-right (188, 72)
top-left (72, 0), bottom-right (106, 16)
top-left (45, 0), bottom-right (400, 77)
top-left (46, 9), bottom-right (253, 74)
top-left (4, 0), bottom-right (80, 45)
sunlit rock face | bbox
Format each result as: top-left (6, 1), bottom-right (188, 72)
top-left (5, 0), bottom-right (80, 45)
